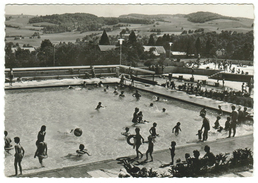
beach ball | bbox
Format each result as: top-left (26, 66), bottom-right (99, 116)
top-left (74, 128), bottom-right (82, 137)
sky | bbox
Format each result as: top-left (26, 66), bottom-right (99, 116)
top-left (5, 4), bottom-right (254, 19)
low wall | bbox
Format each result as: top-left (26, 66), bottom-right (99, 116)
top-left (163, 66), bottom-right (219, 76)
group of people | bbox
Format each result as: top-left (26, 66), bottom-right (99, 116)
top-left (4, 125), bottom-right (91, 176)
top-left (198, 104), bottom-right (250, 142)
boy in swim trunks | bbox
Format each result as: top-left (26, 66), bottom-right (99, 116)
top-left (14, 137), bottom-right (25, 176)
top-left (121, 127), bottom-right (130, 137)
top-left (169, 141), bottom-right (176, 165)
top-left (145, 135), bottom-right (154, 162)
top-left (149, 122), bottom-right (159, 138)
top-left (134, 128), bottom-right (144, 159)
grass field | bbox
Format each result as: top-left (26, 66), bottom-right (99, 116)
top-left (5, 14), bottom-right (253, 47)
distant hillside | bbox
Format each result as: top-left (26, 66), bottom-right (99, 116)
top-left (27, 13), bottom-right (153, 33)
top-left (184, 11), bottom-right (239, 23)
top-left (119, 13), bottom-right (185, 21)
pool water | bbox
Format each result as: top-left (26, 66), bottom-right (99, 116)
top-left (4, 86), bottom-right (253, 176)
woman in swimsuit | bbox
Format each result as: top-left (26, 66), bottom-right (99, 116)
top-left (36, 125), bottom-right (46, 146)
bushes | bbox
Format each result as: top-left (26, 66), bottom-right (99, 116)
top-left (119, 148), bottom-right (253, 178)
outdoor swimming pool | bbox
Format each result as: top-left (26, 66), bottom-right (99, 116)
top-left (4, 85), bottom-right (253, 176)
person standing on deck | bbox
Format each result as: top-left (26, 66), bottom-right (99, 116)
top-left (228, 105), bottom-right (238, 138)
top-left (9, 68), bottom-right (14, 86)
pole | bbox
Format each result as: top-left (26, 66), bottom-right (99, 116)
top-left (120, 43), bottom-right (122, 65)
top-left (53, 45), bottom-right (55, 66)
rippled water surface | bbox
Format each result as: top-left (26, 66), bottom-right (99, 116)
top-left (4, 86), bottom-right (253, 176)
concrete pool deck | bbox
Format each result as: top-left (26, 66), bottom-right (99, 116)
top-left (5, 76), bottom-right (253, 116)
top-left (17, 134), bottom-right (253, 178)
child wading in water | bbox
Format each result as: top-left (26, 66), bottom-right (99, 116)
top-left (34, 142), bottom-right (48, 167)
top-left (172, 122), bottom-right (182, 136)
top-left (169, 141), bottom-right (176, 165)
top-left (14, 137), bottom-right (25, 176)
top-left (145, 135), bottom-right (154, 162)
top-left (95, 102), bottom-right (104, 110)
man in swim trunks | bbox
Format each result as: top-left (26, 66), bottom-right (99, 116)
top-left (228, 105), bottom-right (238, 138)
top-left (200, 113), bottom-right (210, 141)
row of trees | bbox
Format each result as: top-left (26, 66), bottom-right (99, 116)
top-left (5, 29), bottom-right (253, 68)
top-left (29, 13), bottom-right (153, 34)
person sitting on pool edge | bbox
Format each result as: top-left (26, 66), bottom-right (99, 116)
top-left (76, 144), bottom-right (91, 157)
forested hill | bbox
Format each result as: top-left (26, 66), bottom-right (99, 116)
top-left (28, 13), bottom-right (153, 33)
top-left (184, 11), bottom-right (239, 23)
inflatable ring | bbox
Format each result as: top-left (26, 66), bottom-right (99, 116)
top-left (127, 135), bottom-right (135, 146)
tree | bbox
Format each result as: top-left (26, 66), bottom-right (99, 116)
top-left (99, 29), bottom-right (110, 45)
top-left (129, 30), bottom-right (137, 44)
top-left (195, 37), bottom-right (201, 56)
top-left (40, 39), bottom-right (53, 51)
top-left (148, 34), bottom-right (155, 46)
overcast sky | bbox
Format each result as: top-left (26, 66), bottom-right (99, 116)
top-left (5, 4), bottom-right (254, 19)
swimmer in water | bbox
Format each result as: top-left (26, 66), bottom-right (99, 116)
top-left (213, 116), bottom-right (221, 129)
top-left (172, 122), bottom-right (182, 136)
top-left (119, 91), bottom-right (125, 97)
top-left (121, 127), bottom-right (130, 137)
top-left (34, 141), bottom-right (48, 167)
top-left (76, 144), bottom-right (91, 157)
top-left (114, 87), bottom-right (119, 95)
top-left (95, 102), bottom-right (103, 110)
top-left (162, 108), bottom-right (166, 112)
top-left (150, 103), bottom-right (154, 107)
top-left (132, 90), bottom-right (141, 100)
